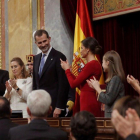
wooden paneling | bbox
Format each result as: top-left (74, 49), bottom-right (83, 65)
top-left (11, 117), bottom-right (117, 140)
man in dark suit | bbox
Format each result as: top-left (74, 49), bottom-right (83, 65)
top-left (0, 97), bottom-right (17, 140)
top-left (33, 29), bottom-right (69, 117)
top-left (0, 70), bottom-right (9, 96)
top-left (8, 90), bottom-right (68, 140)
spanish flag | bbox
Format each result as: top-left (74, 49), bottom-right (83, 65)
top-left (72, 0), bottom-right (104, 115)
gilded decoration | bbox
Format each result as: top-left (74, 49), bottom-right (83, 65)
top-left (93, 0), bottom-right (140, 20)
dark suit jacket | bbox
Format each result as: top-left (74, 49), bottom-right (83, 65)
top-left (8, 119), bottom-right (68, 140)
top-left (0, 118), bottom-right (18, 140)
top-left (33, 48), bottom-right (69, 111)
top-left (126, 134), bottom-right (139, 140)
top-left (68, 87), bottom-right (75, 103)
top-left (0, 70), bottom-right (9, 96)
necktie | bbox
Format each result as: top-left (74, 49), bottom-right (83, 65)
top-left (39, 54), bottom-right (46, 77)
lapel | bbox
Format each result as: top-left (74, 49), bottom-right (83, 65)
top-left (39, 48), bottom-right (55, 79)
top-left (35, 53), bottom-right (42, 80)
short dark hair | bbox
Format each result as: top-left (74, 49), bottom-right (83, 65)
top-left (34, 29), bottom-right (49, 40)
top-left (81, 37), bottom-right (102, 55)
top-left (113, 96), bottom-right (140, 117)
top-left (0, 97), bottom-right (11, 118)
top-left (70, 111), bottom-right (97, 140)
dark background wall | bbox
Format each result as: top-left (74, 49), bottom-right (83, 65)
top-left (61, 0), bottom-right (140, 96)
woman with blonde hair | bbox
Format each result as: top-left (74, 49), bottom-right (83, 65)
top-left (87, 50), bottom-right (125, 117)
top-left (4, 57), bottom-right (32, 118)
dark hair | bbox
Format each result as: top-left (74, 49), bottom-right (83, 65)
top-left (0, 97), bottom-right (11, 118)
top-left (34, 29), bottom-right (49, 40)
top-left (113, 96), bottom-right (140, 117)
top-left (10, 57), bottom-right (29, 79)
top-left (70, 111), bottom-right (97, 140)
top-left (81, 37), bottom-right (102, 54)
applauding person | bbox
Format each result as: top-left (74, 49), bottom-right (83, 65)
top-left (61, 37), bottom-right (102, 117)
top-left (127, 75), bottom-right (140, 95)
top-left (87, 50), bottom-right (125, 117)
top-left (4, 57), bottom-right (32, 118)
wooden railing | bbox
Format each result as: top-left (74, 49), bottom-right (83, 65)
top-left (11, 117), bottom-right (116, 140)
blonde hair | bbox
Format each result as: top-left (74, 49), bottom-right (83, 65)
top-left (103, 50), bottom-right (125, 83)
top-left (10, 57), bottom-right (30, 79)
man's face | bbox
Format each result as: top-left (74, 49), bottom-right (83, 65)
top-left (27, 61), bottom-right (33, 74)
top-left (35, 33), bottom-right (51, 53)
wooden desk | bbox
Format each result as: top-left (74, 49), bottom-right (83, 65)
top-left (11, 117), bottom-right (116, 140)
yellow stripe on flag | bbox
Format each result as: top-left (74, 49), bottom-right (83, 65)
top-left (74, 13), bottom-right (86, 53)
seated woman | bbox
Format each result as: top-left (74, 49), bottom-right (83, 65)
top-left (70, 111), bottom-right (97, 140)
top-left (4, 57), bottom-right (32, 118)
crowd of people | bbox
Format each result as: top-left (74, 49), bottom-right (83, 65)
top-left (0, 29), bottom-right (140, 139)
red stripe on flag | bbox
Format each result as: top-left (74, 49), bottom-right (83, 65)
top-left (77, 0), bottom-right (94, 37)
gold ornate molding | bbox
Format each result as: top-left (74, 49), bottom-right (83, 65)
top-left (37, 0), bottom-right (40, 29)
top-left (37, 0), bottom-right (45, 29)
top-left (29, 0), bottom-right (32, 54)
top-left (93, 0), bottom-right (140, 20)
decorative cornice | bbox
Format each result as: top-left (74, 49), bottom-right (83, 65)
top-left (29, 0), bottom-right (32, 54)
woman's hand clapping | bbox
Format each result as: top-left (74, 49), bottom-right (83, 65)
top-left (87, 76), bottom-right (102, 94)
top-left (60, 59), bottom-right (70, 71)
top-left (5, 81), bottom-right (12, 93)
top-left (9, 79), bottom-right (17, 89)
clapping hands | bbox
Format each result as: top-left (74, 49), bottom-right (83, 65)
top-left (5, 81), bottom-right (12, 93)
top-left (9, 79), bottom-right (17, 89)
top-left (87, 76), bottom-right (101, 94)
top-left (127, 75), bottom-right (140, 94)
top-left (5, 79), bottom-right (17, 93)
top-left (60, 59), bottom-right (70, 71)
top-left (111, 108), bottom-right (140, 139)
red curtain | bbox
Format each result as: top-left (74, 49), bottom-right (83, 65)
top-left (93, 13), bottom-right (140, 96)
top-left (60, 0), bottom-right (140, 96)
top-left (60, 0), bottom-right (77, 36)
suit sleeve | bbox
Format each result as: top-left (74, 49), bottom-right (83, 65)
top-left (68, 87), bottom-right (75, 102)
top-left (0, 71), bottom-right (9, 96)
top-left (98, 76), bottom-right (124, 105)
top-left (125, 134), bottom-right (139, 140)
top-left (55, 54), bottom-right (69, 109)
